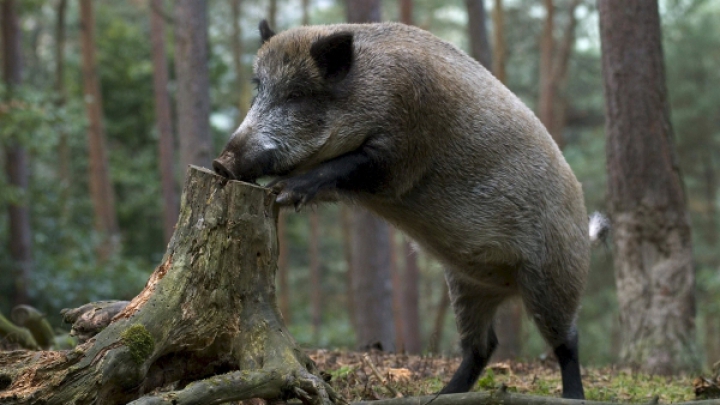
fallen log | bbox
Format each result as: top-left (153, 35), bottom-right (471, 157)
top-left (0, 166), bottom-right (338, 405)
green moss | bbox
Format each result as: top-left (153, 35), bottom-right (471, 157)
top-left (476, 369), bottom-right (496, 390)
top-left (121, 324), bottom-right (155, 365)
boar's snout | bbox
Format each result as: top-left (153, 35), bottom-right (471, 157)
top-left (212, 154), bottom-right (237, 180)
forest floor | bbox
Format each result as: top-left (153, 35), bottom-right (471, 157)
top-left (307, 349), bottom-right (718, 403)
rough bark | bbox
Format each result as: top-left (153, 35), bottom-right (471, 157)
top-left (79, 0), bottom-right (119, 261)
top-left (174, 0), bottom-right (213, 173)
top-left (150, 0), bottom-right (179, 245)
top-left (61, 300), bottom-right (131, 343)
top-left (465, 0), bottom-right (492, 70)
top-left (599, 0), bottom-right (699, 374)
top-left (0, 167), bottom-right (338, 405)
top-left (2, 0), bottom-right (32, 307)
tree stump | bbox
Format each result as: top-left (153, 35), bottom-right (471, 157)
top-left (0, 166), bottom-right (339, 405)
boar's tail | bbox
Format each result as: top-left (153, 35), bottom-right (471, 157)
top-left (588, 211), bottom-right (610, 246)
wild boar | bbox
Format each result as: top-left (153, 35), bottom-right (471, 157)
top-left (214, 20), bottom-right (605, 399)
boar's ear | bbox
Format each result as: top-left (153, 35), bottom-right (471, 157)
top-left (310, 32), bottom-right (353, 83)
top-left (259, 19), bottom-right (276, 44)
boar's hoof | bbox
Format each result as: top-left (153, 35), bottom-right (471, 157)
top-left (212, 159), bottom-right (236, 180)
top-left (268, 177), bottom-right (319, 212)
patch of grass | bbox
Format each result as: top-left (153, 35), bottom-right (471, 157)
top-left (308, 350), bottom-right (697, 402)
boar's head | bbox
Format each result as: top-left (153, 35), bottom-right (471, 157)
top-left (213, 20), bottom-right (366, 183)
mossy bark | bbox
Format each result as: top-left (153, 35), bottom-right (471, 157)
top-left (0, 166), bottom-right (337, 405)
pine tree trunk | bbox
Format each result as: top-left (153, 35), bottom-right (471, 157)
top-left (538, 0), bottom-right (560, 148)
top-left (351, 209), bottom-right (396, 351)
top-left (399, 0), bottom-right (412, 25)
top-left (150, 0), bottom-right (179, 245)
top-left (174, 0), bottom-right (213, 173)
top-left (491, 0), bottom-right (506, 84)
top-left (302, 0), bottom-right (310, 25)
top-left (346, 0), bottom-right (381, 24)
top-left (310, 209), bottom-right (322, 342)
top-left (56, 0), bottom-right (71, 213)
top-left (79, 0), bottom-right (119, 261)
top-left (268, 0), bottom-right (278, 29)
top-left (599, 0), bottom-right (698, 374)
top-left (231, 0), bottom-right (250, 118)
top-left (465, 0), bottom-right (492, 70)
top-left (3, 0), bottom-right (33, 307)
top-left (0, 167), bottom-right (339, 405)
top-left (402, 238), bottom-right (422, 354)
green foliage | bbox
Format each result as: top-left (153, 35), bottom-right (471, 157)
top-left (476, 368), bottom-right (496, 390)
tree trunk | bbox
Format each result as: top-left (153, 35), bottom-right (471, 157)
top-left (429, 284), bottom-right (450, 354)
top-left (492, 299), bottom-right (523, 361)
top-left (399, 0), bottom-right (412, 25)
top-left (341, 206), bottom-right (356, 331)
top-left (174, 0), bottom-right (213, 173)
top-left (549, 0), bottom-right (580, 144)
top-left (402, 238), bottom-right (421, 354)
top-left (537, 0), bottom-right (580, 149)
top-left (390, 228), bottom-right (405, 351)
top-left (302, 0), bottom-right (310, 25)
top-left (599, 0), bottom-right (699, 374)
top-left (268, 0), bottom-right (278, 29)
top-left (346, 0), bottom-right (381, 24)
top-left (491, 0), bottom-right (506, 84)
top-left (0, 167), bottom-right (339, 405)
top-left (3, 0), bottom-right (33, 307)
top-left (150, 0), bottom-right (179, 245)
top-left (56, 0), bottom-right (71, 211)
top-left (537, 0), bottom-right (559, 148)
top-left (345, 0), bottom-right (396, 353)
top-left (309, 209), bottom-right (322, 342)
top-left (465, 0), bottom-right (492, 70)
top-left (79, 0), bottom-right (119, 262)
top-left (278, 211), bottom-right (291, 323)
top-left (231, 0), bottom-right (250, 119)
top-left (351, 209), bottom-right (396, 352)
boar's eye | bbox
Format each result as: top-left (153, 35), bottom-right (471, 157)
top-left (286, 90), bottom-right (304, 101)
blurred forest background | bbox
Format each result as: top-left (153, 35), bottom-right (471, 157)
top-left (1, 0), bottom-right (718, 373)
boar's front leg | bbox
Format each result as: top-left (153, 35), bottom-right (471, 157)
top-left (269, 147), bottom-right (386, 210)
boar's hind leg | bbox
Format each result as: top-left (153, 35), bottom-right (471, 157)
top-left (271, 147), bottom-right (386, 207)
top-left (439, 278), bottom-right (505, 394)
top-left (518, 269), bottom-right (585, 400)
